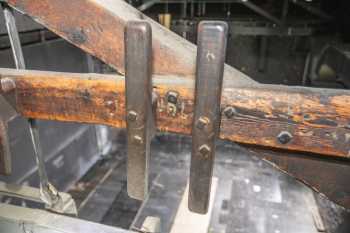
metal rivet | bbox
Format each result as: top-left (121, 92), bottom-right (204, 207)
top-left (223, 106), bottom-right (236, 119)
top-left (127, 111), bottom-right (138, 122)
top-left (166, 91), bottom-right (179, 104)
top-left (133, 135), bottom-right (143, 145)
top-left (198, 144), bottom-right (211, 158)
top-left (277, 131), bottom-right (293, 144)
top-left (1, 78), bottom-right (16, 93)
top-left (196, 117), bottom-right (210, 130)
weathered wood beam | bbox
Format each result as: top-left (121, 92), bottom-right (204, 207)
top-left (6, 0), bottom-right (256, 88)
top-left (1, 68), bottom-right (350, 159)
top-left (249, 147), bottom-right (350, 209)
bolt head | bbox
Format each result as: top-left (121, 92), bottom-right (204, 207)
top-left (127, 111), bottom-right (138, 122)
top-left (198, 144), bottom-right (211, 158)
top-left (277, 131), bottom-right (293, 144)
top-left (1, 78), bottom-right (16, 93)
top-left (166, 91), bottom-right (179, 104)
top-left (133, 135), bottom-right (143, 145)
top-left (223, 106), bottom-right (236, 119)
top-left (196, 117), bottom-right (210, 130)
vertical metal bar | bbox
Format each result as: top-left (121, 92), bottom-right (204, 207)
top-left (164, 0), bottom-right (169, 14)
top-left (196, 2), bottom-right (201, 16)
top-left (2, 5), bottom-right (25, 69)
top-left (189, 21), bottom-right (228, 214)
top-left (0, 120), bottom-right (11, 175)
top-left (190, 0), bottom-right (194, 18)
top-left (182, 0), bottom-right (187, 18)
top-left (242, 0), bottom-right (282, 26)
top-left (281, 0), bottom-right (289, 24)
top-left (28, 119), bottom-right (49, 188)
top-left (258, 36), bottom-right (268, 72)
top-left (202, 2), bottom-right (206, 16)
top-left (125, 21), bottom-right (153, 200)
top-left (1, 4), bottom-right (58, 205)
top-left (302, 52), bottom-right (312, 86)
top-left (181, 1), bottom-right (188, 39)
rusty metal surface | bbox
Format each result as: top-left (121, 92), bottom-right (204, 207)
top-left (189, 21), bottom-right (228, 214)
top-left (125, 21), bottom-right (154, 201)
top-left (1, 0), bottom-right (350, 214)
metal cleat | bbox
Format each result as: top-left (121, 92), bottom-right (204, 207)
top-left (189, 21), bottom-right (228, 214)
top-left (125, 21), bottom-right (156, 200)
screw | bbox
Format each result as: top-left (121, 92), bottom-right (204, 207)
top-left (166, 91), bottom-right (179, 104)
top-left (1, 78), bottom-right (16, 93)
top-left (133, 135), bottom-right (143, 145)
top-left (223, 106), bottom-right (236, 119)
top-left (196, 117), bottom-right (210, 130)
top-left (277, 131), bottom-right (293, 144)
top-left (127, 111), bottom-right (138, 122)
top-left (198, 144), bottom-right (211, 158)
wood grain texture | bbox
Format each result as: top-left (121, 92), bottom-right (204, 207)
top-left (7, 0), bottom-right (255, 88)
top-left (1, 68), bottom-right (350, 159)
top-left (249, 147), bottom-right (350, 209)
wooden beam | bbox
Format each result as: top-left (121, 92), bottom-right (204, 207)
top-left (249, 147), bottom-right (350, 209)
top-left (6, 0), bottom-right (256, 88)
top-left (1, 68), bottom-right (350, 159)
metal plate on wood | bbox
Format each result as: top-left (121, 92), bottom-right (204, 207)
top-left (189, 21), bottom-right (228, 214)
top-left (0, 120), bottom-right (11, 175)
top-left (125, 20), bottom-right (154, 200)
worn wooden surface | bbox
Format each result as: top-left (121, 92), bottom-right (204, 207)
top-left (1, 68), bottom-right (350, 159)
top-left (250, 147), bottom-right (350, 210)
top-left (7, 0), bottom-right (255, 88)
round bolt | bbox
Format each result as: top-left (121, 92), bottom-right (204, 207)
top-left (1, 78), bottom-right (16, 93)
top-left (166, 91), bottom-right (179, 104)
top-left (133, 135), bottom-right (143, 145)
top-left (223, 106), bottom-right (236, 119)
top-left (127, 111), bottom-right (138, 122)
top-left (198, 144), bottom-right (211, 158)
top-left (277, 131), bottom-right (293, 144)
top-left (196, 117), bottom-right (210, 130)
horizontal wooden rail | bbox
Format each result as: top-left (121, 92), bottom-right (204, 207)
top-left (1, 68), bottom-right (350, 158)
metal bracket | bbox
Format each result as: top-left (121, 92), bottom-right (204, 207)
top-left (1, 3), bottom-right (64, 209)
top-left (0, 181), bottom-right (77, 215)
top-left (125, 20), bottom-right (156, 200)
top-left (189, 21), bottom-right (228, 214)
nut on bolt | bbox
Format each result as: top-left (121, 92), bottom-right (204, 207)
top-left (166, 91), bottom-right (179, 104)
top-left (196, 117), bottom-right (210, 130)
top-left (1, 78), bottom-right (16, 93)
top-left (133, 135), bottom-right (143, 145)
top-left (198, 144), bottom-right (211, 158)
top-left (223, 106), bottom-right (236, 119)
top-left (166, 91), bottom-right (180, 117)
top-left (127, 110), bottom-right (138, 122)
top-left (277, 131), bottom-right (293, 144)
